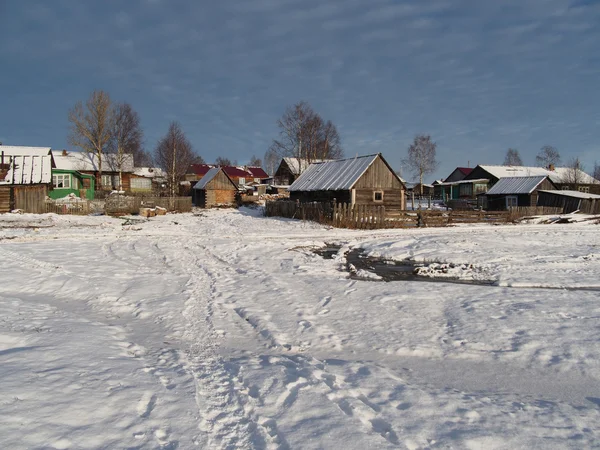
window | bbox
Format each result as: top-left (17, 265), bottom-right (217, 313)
top-left (505, 196), bottom-right (518, 208)
top-left (238, 177), bottom-right (246, 185)
top-left (373, 191), bottom-right (384, 202)
top-left (52, 174), bottom-right (70, 189)
top-left (102, 174), bottom-right (121, 189)
top-left (578, 186), bottom-right (590, 193)
top-left (131, 177), bottom-right (152, 190)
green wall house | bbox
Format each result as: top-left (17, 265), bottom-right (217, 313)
top-left (48, 169), bottom-right (95, 200)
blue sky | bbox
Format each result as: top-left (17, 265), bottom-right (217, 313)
top-left (1, 0), bottom-right (599, 181)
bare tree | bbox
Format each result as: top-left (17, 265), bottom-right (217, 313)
top-left (594, 161), bottom-right (600, 183)
top-left (503, 148), bottom-right (523, 166)
top-left (535, 145), bottom-right (561, 168)
top-left (248, 155), bottom-right (262, 167)
top-left (106, 102), bottom-right (144, 189)
top-left (154, 122), bottom-right (196, 196)
top-left (263, 149), bottom-right (279, 176)
top-left (68, 90), bottom-right (112, 189)
top-left (561, 157), bottom-right (586, 187)
top-left (403, 134), bottom-right (438, 195)
top-left (215, 157), bottom-right (233, 167)
top-left (267, 101), bottom-right (344, 170)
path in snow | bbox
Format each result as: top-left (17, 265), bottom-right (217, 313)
top-left (2, 209), bottom-right (600, 449)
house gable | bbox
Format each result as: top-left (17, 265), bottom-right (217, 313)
top-left (353, 154), bottom-right (403, 190)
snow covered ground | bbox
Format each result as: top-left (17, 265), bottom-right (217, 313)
top-left (1, 208), bottom-right (600, 449)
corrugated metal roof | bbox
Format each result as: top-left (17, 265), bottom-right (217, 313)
top-left (282, 157), bottom-right (331, 175)
top-left (2, 154), bottom-right (53, 184)
top-left (289, 154), bottom-right (384, 192)
top-left (193, 167), bottom-right (221, 189)
top-left (439, 178), bottom-right (489, 186)
top-left (485, 176), bottom-right (548, 195)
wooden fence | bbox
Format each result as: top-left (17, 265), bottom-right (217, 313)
top-left (265, 200), bottom-right (511, 229)
top-left (44, 196), bottom-right (192, 216)
top-left (507, 206), bottom-right (563, 220)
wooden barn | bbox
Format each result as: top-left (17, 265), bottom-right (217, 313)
top-left (0, 146), bottom-right (55, 213)
top-left (192, 167), bottom-right (239, 208)
top-left (288, 153), bottom-right (405, 210)
top-left (483, 175), bottom-right (556, 210)
top-left (537, 190), bottom-right (600, 214)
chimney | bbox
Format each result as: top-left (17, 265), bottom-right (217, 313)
top-left (548, 163), bottom-right (555, 171)
top-left (62, 149), bottom-right (68, 156)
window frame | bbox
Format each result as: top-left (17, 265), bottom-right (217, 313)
top-left (373, 191), bottom-right (384, 202)
top-left (505, 195), bottom-right (518, 208)
top-left (52, 173), bottom-right (71, 189)
top-left (578, 186), bottom-right (590, 193)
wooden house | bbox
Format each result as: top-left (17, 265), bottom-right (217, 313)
top-left (444, 167), bottom-right (473, 183)
top-left (192, 167), bottom-right (239, 208)
top-left (465, 164), bottom-right (600, 194)
top-left (0, 146), bottom-right (55, 213)
top-left (274, 158), bottom-right (328, 186)
top-left (245, 166), bottom-right (269, 183)
top-left (185, 164), bottom-right (214, 182)
top-left (52, 150), bottom-right (134, 191)
top-left (288, 153), bottom-right (406, 210)
top-left (483, 175), bottom-right (556, 210)
top-left (130, 167), bottom-right (167, 194)
top-left (222, 166), bottom-right (254, 187)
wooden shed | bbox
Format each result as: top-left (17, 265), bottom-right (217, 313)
top-left (0, 146), bottom-right (55, 213)
top-left (192, 167), bottom-right (239, 208)
top-left (288, 153), bottom-right (405, 211)
top-left (483, 175), bottom-right (556, 210)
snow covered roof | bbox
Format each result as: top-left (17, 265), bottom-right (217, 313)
top-left (485, 176), bottom-right (548, 195)
top-left (539, 190), bottom-right (600, 200)
top-left (52, 151), bottom-right (134, 172)
top-left (0, 146), bottom-right (52, 157)
top-left (193, 167), bottom-right (221, 189)
top-left (0, 146), bottom-right (54, 185)
top-left (438, 178), bottom-right (489, 186)
top-left (133, 167), bottom-right (166, 178)
top-left (477, 165), bottom-right (598, 185)
top-left (289, 154), bottom-right (397, 192)
top-left (282, 157), bottom-right (331, 175)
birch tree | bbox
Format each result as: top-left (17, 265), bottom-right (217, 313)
top-left (68, 90), bottom-right (112, 189)
top-left (403, 134), bottom-right (438, 195)
top-left (503, 148), bottom-right (523, 166)
top-left (266, 101), bottom-right (343, 171)
top-left (107, 102), bottom-right (144, 189)
top-left (535, 145), bottom-right (561, 168)
top-left (561, 157), bottom-right (586, 187)
top-left (154, 122), bottom-right (196, 196)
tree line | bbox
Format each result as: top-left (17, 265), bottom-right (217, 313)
top-left (68, 91), bottom-right (599, 196)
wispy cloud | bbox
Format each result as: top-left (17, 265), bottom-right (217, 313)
top-left (1, 0), bottom-right (600, 172)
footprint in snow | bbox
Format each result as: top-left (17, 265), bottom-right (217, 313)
top-left (137, 392), bottom-right (157, 418)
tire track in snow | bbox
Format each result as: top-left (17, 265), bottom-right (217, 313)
top-left (196, 244), bottom-right (404, 446)
top-left (169, 241), bottom-right (286, 449)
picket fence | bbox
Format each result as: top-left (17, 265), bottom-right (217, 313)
top-left (265, 200), bottom-right (511, 229)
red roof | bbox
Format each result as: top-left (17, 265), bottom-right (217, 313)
top-left (246, 167), bottom-right (269, 179)
top-left (189, 164), bottom-right (214, 175)
top-left (458, 167), bottom-right (473, 176)
top-left (222, 166), bottom-right (251, 178)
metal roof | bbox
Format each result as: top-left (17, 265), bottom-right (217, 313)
top-left (193, 167), bottom-right (221, 189)
top-left (438, 178), bottom-right (489, 186)
top-left (538, 190), bottom-right (600, 200)
top-left (0, 146), bottom-right (52, 157)
top-left (485, 176), bottom-right (548, 195)
top-left (289, 154), bottom-right (391, 192)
